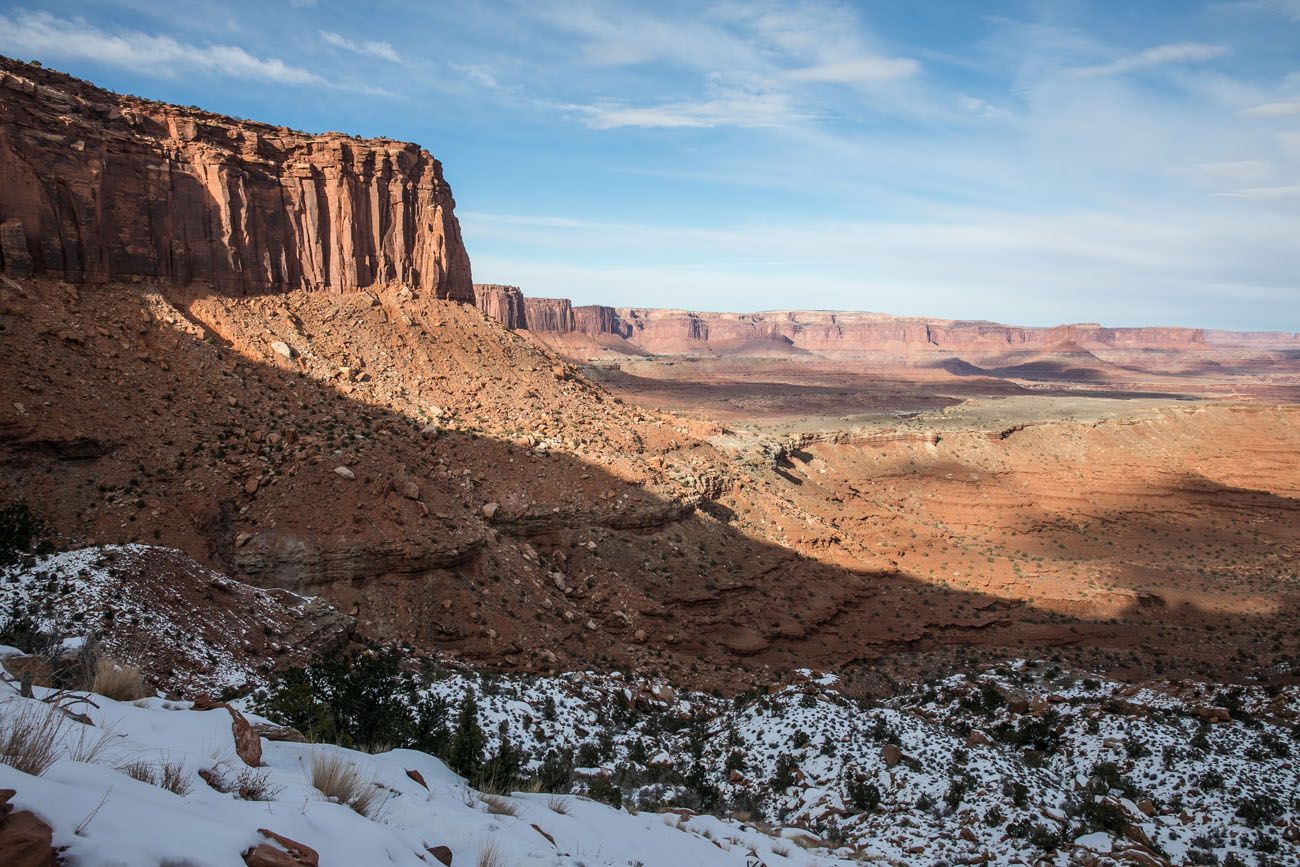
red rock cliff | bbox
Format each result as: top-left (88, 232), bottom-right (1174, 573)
top-left (474, 284), bottom-right (526, 328)
top-left (0, 56), bottom-right (472, 299)
top-left (522, 296), bottom-right (574, 331)
top-left (473, 285), bottom-right (1300, 355)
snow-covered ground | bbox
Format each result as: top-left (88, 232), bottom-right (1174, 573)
top-left (417, 663), bottom-right (1300, 866)
top-left (0, 685), bottom-right (850, 867)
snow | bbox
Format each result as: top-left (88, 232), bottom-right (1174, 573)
top-left (0, 686), bottom-right (851, 866)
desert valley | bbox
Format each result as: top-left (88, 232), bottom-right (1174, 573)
top-left (0, 22), bottom-right (1298, 867)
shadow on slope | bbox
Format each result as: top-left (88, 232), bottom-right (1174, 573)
top-left (1, 277), bottom-right (1295, 690)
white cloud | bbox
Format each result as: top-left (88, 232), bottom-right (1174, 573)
top-left (516, 1), bottom-right (923, 130)
top-left (572, 90), bottom-right (803, 129)
top-left (450, 63), bottom-right (501, 90)
top-left (1242, 100), bottom-right (1300, 116)
top-left (1220, 184), bottom-right (1300, 200)
top-left (1072, 42), bottom-right (1229, 78)
top-left (959, 94), bottom-right (1010, 119)
top-left (785, 56), bottom-right (919, 86)
top-left (0, 10), bottom-right (332, 87)
top-left (320, 30), bottom-right (401, 64)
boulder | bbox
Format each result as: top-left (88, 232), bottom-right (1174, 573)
top-left (243, 829), bottom-right (319, 867)
top-left (427, 845), bottom-right (453, 866)
top-left (227, 706), bottom-right (263, 767)
top-left (0, 790), bottom-right (57, 867)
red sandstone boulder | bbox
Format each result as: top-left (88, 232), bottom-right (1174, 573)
top-left (243, 829), bottom-right (318, 867)
top-left (0, 790), bottom-right (57, 867)
top-left (228, 706), bottom-right (263, 767)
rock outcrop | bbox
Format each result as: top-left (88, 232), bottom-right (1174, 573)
top-left (473, 283), bottom-right (526, 329)
top-left (0, 56), bottom-right (472, 299)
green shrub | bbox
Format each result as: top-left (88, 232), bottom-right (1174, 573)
top-left (250, 647), bottom-right (449, 753)
top-left (0, 502), bottom-right (45, 567)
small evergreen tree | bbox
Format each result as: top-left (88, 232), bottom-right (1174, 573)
top-left (448, 693), bottom-right (486, 782)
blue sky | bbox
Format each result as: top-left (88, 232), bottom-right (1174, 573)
top-left (2, 1), bottom-right (1298, 329)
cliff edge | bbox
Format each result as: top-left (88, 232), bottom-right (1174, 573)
top-left (0, 56), bottom-right (472, 299)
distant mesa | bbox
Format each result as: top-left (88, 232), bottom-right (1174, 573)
top-left (473, 283), bottom-right (1300, 358)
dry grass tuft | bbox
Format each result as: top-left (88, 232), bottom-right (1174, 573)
top-left (158, 758), bottom-right (192, 796)
top-left (0, 698), bottom-right (64, 776)
top-left (116, 756), bottom-right (191, 796)
top-left (546, 794), bottom-right (570, 814)
top-left (771, 842), bottom-right (791, 857)
top-left (92, 659), bottom-right (147, 701)
top-left (481, 792), bottom-right (518, 816)
top-left (477, 839), bottom-right (508, 867)
top-left (118, 758), bottom-right (155, 784)
top-left (309, 751), bottom-right (385, 817)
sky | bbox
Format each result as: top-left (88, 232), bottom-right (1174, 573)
top-left (1, 1), bottom-right (1298, 329)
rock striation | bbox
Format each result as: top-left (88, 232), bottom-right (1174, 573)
top-left (0, 56), bottom-right (472, 299)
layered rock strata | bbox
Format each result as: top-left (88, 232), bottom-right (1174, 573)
top-left (0, 56), bottom-right (472, 299)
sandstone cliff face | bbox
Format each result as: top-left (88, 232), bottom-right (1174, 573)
top-left (522, 296), bottom-right (574, 331)
top-left (0, 57), bottom-right (472, 299)
top-left (474, 284), bottom-right (526, 329)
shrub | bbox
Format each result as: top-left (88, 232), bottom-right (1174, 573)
top-left (0, 603), bottom-right (59, 657)
top-left (771, 754), bottom-right (798, 791)
top-left (92, 659), bottom-right (147, 701)
top-left (585, 774), bottom-right (622, 809)
top-left (1235, 793), bottom-right (1283, 828)
top-left (0, 699), bottom-right (63, 775)
top-left (250, 647), bottom-right (450, 753)
top-left (547, 794), bottom-right (570, 814)
top-left (846, 776), bottom-right (880, 812)
top-left (309, 751), bottom-right (385, 817)
top-left (0, 502), bottom-right (46, 567)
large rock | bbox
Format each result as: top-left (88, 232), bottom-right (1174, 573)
top-left (0, 790), bottom-right (57, 867)
top-left (227, 706), bottom-right (263, 767)
top-left (0, 57), bottom-right (472, 299)
top-left (243, 829), bottom-right (318, 867)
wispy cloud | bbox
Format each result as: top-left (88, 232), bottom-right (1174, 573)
top-left (1072, 42), bottom-right (1229, 78)
top-left (0, 10), bottom-right (381, 92)
top-left (785, 56), bottom-right (919, 86)
top-left (320, 30), bottom-right (401, 64)
top-left (1219, 184), bottom-right (1300, 200)
top-left (522, 0), bottom-right (922, 130)
top-left (1242, 100), bottom-right (1300, 116)
top-left (571, 89), bottom-right (803, 130)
